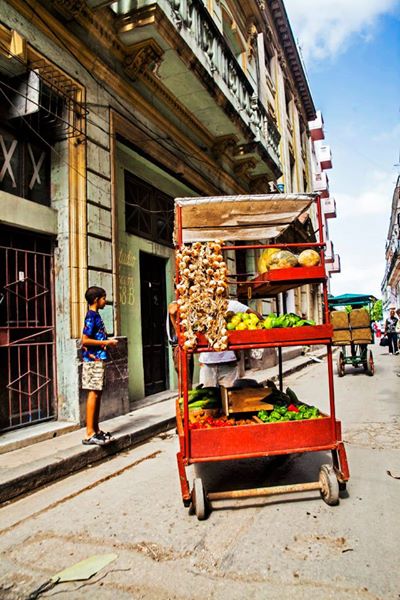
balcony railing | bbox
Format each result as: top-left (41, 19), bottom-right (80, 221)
top-left (322, 197), bottom-right (336, 219)
top-left (325, 240), bottom-right (334, 262)
top-left (309, 110), bottom-right (324, 142)
top-left (165, 0), bottom-right (281, 166)
top-left (326, 253), bottom-right (341, 275)
top-left (317, 144), bottom-right (332, 170)
top-left (313, 171), bottom-right (329, 193)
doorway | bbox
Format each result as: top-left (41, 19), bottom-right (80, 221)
top-left (0, 226), bottom-right (56, 431)
top-left (139, 252), bottom-right (168, 396)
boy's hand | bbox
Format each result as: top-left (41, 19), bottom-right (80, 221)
top-left (107, 338), bottom-right (118, 347)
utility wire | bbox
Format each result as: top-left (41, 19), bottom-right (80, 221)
top-left (19, 2), bottom-right (222, 176)
top-left (0, 84), bottom-right (177, 216)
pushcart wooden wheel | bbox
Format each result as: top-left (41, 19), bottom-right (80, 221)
top-left (192, 478), bottom-right (207, 520)
top-left (364, 349), bottom-right (374, 376)
top-left (336, 351), bottom-right (345, 377)
top-left (319, 464), bottom-right (339, 506)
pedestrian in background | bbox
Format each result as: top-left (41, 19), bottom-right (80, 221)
top-left (384, 306), bottom-right (399, 355)
top-left (81, 286), bottom-right (118, 445)
top-left (396, 308), bottom-right (400, 351)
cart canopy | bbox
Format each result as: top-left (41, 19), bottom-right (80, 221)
top-left (174, 193), bottom-right (316, 243)
top-left (328, 293), bottom-right (377, 308)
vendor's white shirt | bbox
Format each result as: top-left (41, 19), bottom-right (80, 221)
top-left (200, 300), bottom-right (249, 364)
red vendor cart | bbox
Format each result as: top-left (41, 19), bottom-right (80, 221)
top-left (174, 194), bottom-right (349, 519)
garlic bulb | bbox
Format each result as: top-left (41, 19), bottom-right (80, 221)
top-left (175, 241), bottom-right (228, 350)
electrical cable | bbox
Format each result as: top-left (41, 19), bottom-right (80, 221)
top-left (0, 3), bottom-right (260, 204)
top-left (18, 2), bottom-right (220, 171)
top-left (1, 38), bottom-right (225, 195)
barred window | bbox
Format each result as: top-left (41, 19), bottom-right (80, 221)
top-left (124, 171), bottom-right (174, 246)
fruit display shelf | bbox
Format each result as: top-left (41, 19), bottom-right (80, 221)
top-left (237, 265), bottom-right (327, 298)
top-left (196, 323), bottom-right (333, 349)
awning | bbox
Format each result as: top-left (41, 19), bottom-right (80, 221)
top-left (328, 293), bottom-right (377, 308)
top-left (174, 194), bottom-right (317, 243)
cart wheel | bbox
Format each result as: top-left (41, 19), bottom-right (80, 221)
top-left (336, 351), bottom-right (345, 377)
top-left (364, 349), bottom-right (374, 376)
top-left (191, 478), bottom-right (207, 520)
top-left (319, 464), bottom-right (339, 506)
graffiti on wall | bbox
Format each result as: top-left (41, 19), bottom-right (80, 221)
top-left (119, 248), bottom-right (136, 307)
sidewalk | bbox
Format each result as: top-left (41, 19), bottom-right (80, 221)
top-left (0, 347), bottom-right (327, 504)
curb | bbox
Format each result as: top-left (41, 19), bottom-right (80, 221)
top-left (274, 353), bottom-right (328, 380)
top-left (0, 417), bottom-right (175, 505)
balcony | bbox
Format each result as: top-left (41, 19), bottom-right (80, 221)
top-left (325, 240), bottom-right (334, 263)
top-left (313, 171), bottom-right (329, 198)
top-left (316, 143), bottom-right (332, 170)
top-left (103, 0), bottom-right (281, 179)
top-left (322, 197), bottom-right (336, 219)
top-left (385, 241), bottom-right (400, 287)
top-left (326, 253), bottom-right (341, 275)
top-left (309, 110), bottom-right (325, 142)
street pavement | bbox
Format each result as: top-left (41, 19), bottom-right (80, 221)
top-left (0, 343), bottom-right (399, 599)
top-left (0, 347), bottom-right (326, 504)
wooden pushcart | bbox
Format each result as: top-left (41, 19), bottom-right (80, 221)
top-left (174, 194), bottom-right (350, 519)
top-left (329, 294), bottom-right (376, 377)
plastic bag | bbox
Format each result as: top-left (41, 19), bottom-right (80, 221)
top-left (379, 335), bottom-right (389, 347)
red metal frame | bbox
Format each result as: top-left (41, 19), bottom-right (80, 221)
top-left (174, 196), bottom-right (349, 506)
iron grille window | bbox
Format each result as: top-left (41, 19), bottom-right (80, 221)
top-left (125, 171), bottom-right (174, 246)
top-left (0, 124), bottom-right (50, 205)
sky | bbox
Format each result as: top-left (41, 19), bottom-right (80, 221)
top-left (284, 0), bottom-right (400, 299)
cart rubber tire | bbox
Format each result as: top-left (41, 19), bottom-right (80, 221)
top-left (364, 349), bottom-right (374, 376)
top-left (319, 464), bottom-right (339, 506)
top-left (336, 351), bottom-right (345, 377)
top-left (192, 478), bottom-right (207, 520)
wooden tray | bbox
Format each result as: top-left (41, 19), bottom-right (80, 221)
top-left (221, 386), bottom-right (274, 415)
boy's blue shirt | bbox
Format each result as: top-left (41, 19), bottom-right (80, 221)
top-left (82, 309), bottom-right (108, 362)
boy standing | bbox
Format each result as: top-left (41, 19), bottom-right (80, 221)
top-left (81, 286), bottom-right (118, 445)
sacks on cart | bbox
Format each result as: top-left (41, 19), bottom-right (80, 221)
top-left (351, 327), bottom-right (372, 344)
top-left (330, 312), bottom-right (351, 345)
top-left (332, 329), bottom-right (352, 345)
top-left (330, 311), bottom-right (349, 330)
top-left (349, 309), bottom-right (370, 329)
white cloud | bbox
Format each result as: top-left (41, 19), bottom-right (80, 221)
top-left (331, 261), bottom-right (384, 297)
top-left (328, 169), bottom-right (397, 297)
top-left (372, 123), bottom-right (400, 143)
top-left (284, 0), bottom-right (400, 62)
top-left (334, 170), bottom-right (395, 218)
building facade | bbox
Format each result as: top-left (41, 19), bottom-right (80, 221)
top-left (0, 0), bottom-right (320, 431)
top-left (381, 176), bottom-right (400, 310)
top-left (309, 109), bottom-right (340, 292)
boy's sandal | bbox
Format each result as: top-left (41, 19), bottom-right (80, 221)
top-left (98, 430), bottom-right (114, 440)
top-left (82, 433), bottom-right (108, 446)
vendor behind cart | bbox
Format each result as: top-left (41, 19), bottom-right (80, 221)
top-left (199, 300), bottom-right (261, 387)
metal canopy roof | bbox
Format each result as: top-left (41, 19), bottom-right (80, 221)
top-left (328, 293), bottom-right (377, 308)
top-left (174, 194), bottom-right (316, 243)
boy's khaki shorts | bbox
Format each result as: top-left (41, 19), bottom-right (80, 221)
top-left (82, 361), bottom-right (105, 391)
top-left (199, 362), bottom-right (238, 388)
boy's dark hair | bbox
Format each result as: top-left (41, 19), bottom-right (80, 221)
top-left (85, 286), bottom-right (106, 305)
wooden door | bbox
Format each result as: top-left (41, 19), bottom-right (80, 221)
top-left (140, 252), bottom-right (168, 396)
